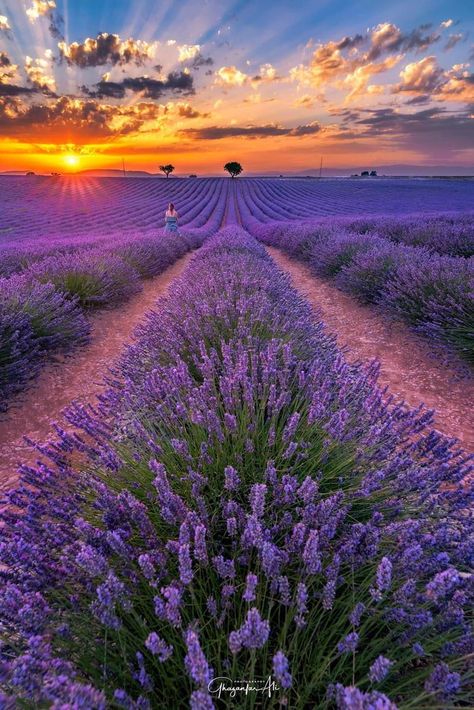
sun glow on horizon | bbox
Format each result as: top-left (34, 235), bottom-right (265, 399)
top-left (63, 154), bottom-right (80, 169)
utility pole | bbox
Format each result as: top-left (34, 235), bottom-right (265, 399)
top-left (122, 158), bottom-right (126, 178)
top-left (319, 156), bottom-right (323, 179)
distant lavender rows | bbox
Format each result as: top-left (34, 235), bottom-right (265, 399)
top-left (244, 216), bottom-right (474, 367)
top-left (1, 228), bottom-right (472, 708)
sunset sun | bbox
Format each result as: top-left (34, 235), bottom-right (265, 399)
top-left (64, 154), bottom-right (79, 169)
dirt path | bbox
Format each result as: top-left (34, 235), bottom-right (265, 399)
top-left (0, 252), bottom-right (193, 492)
top-left (268, 247), bottom-right (474, 452)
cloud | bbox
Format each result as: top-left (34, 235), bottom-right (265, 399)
top-left (0, 84), bottom-right (37, 97)
top-left (82, 71), bottom-right (194, 99)
top-left (365, 22), bottom-right (440, 61)
top-left (180, 121), bottom-right (321, 140)
top-left (445, 33), bottom-right (464, 50)
top-left (178, 44), bottom-right (201, 62)
top-left (215, 65), bottom-right (248, 86)
top-left (435, 67), bottom-right (474, 103)
top-left (0, 52), bottom-right (11, 68)
top-left (0, 14), bottom-right (10, 32)
top-left (251, 63), bottom-right (281, 85)
top-left (160, 101), bottom-right (209, 119)
top-left (347, 106), bottom-right (474, 154)
top-left (441, 19), bottom-right (454, 29)
top-left (26, 1), bottom-right (56, 22)
top-left (294, 94), bottom-right (315, 108)
top-left (25, 56), bottom-right (56, 93)
top-left (343, 55), bottom-right (402, 99)
top-left (290, 22), bottom-right (441, 98)
top-left (393, 56), bottom-right (444, 94)
top-left (393, 59), bottom-right (474, 102)
top-left (0, 95), bottom-right (163, 141)
top-left (58, 34), bottom-right (158, 67)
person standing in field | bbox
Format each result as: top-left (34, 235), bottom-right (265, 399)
top-left (164, 202), bottom-right (179, 234)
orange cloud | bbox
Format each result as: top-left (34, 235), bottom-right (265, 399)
top-left (25, 56), bottom-right (56, 93)
top-left (26, 1), bottom-right (56, 22)
top-left (215, 66), bottom-right (248, 86)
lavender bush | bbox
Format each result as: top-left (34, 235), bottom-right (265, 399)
top-left (26, 250), bottom-right (143, 309)
top-left (1, 228), bottom-right (472, 708)
top-left (0, 274), bottom-right (90, 352)
top-left (335, 241), bottom-right (413, 304)
top-left (0, 305), bottom-right (38, 408)
top-left (381, 254), bottom-right (474, 363)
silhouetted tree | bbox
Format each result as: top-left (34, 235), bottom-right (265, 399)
top-left (160, 164), bottom-right (175, 178)
top-left (224, 162), bottom-right (243, 178)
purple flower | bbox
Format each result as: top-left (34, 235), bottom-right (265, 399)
top-left (349, 603), bottom-right (365, 628)
top-left (194, 524), bottom-right (208, 564)
top-left (425, 663), bottom-right (461, 700)
top-left (145, 632), bottom-right (173, 662)
top-left (303, 529), bottom-right (322, 575)
top-left (273, 651), bottom-right (292, 689)
top-left (250, 483), bottom-right (267, 518)
top-left (91, 572), bottom-right (131, 630)
top-left (338, 632), bottom-right (359, 654)
top-left (178, 543), bottom-right (193, 585)
top-left (371, 557), bottom-right (392, 601)
top-left (228, 608), bottom-right (270, 653)
top-left (243, 573), bottom-right (258, 602)
top-left (369, 656), bottom-right (393, 683)
top-left (330, 683), bottom-right (397, 709)
top-left (184, 628), bottom-right (213, 687)
top-left (154, 583), bottom-right (182, 628)
top-left (426, 568), bottom-right (460, 602)
top-left (190, 689), bottom-right (215, 710)
top-left (224, 466), bottom-right (240, 491)
top-left (295, 582), bottom-right (308, 629)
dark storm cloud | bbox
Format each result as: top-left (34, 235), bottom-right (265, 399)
top-left (180, 122), bottom-right (321, 140)
top-left (59, 33), bottom-right (155, 67)
top-left (82, 71), bottom-right (194, 99)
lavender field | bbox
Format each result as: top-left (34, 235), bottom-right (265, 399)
top-left (1, 176), bottom-right (473, 709)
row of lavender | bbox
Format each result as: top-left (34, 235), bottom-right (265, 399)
top-left (1, 228), bottom-right (472, 708)
top-left (235, 178), bottom-right (474, 253)
top-left (245, 218), bottom-right (473, 367)
top-left (0, 193), bottom-right (226, 410)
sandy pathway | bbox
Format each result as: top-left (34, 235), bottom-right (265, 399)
top-left (268, 247), bottom-right (474, 452)
top-left (0, 252), bottom-right (193, 492)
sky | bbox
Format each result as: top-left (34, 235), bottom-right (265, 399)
top-left (0, 0), bottom-right (473, 174)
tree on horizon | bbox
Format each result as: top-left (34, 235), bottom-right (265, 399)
top-left (224, 161), bottom-right (243, 178)
top-left (160, 164), bottom-right (175, 178)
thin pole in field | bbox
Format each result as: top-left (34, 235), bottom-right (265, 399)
top-left (122, 158), bottom-right (126, 178)
top-left (319, 156), bottom-right (323, 178)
